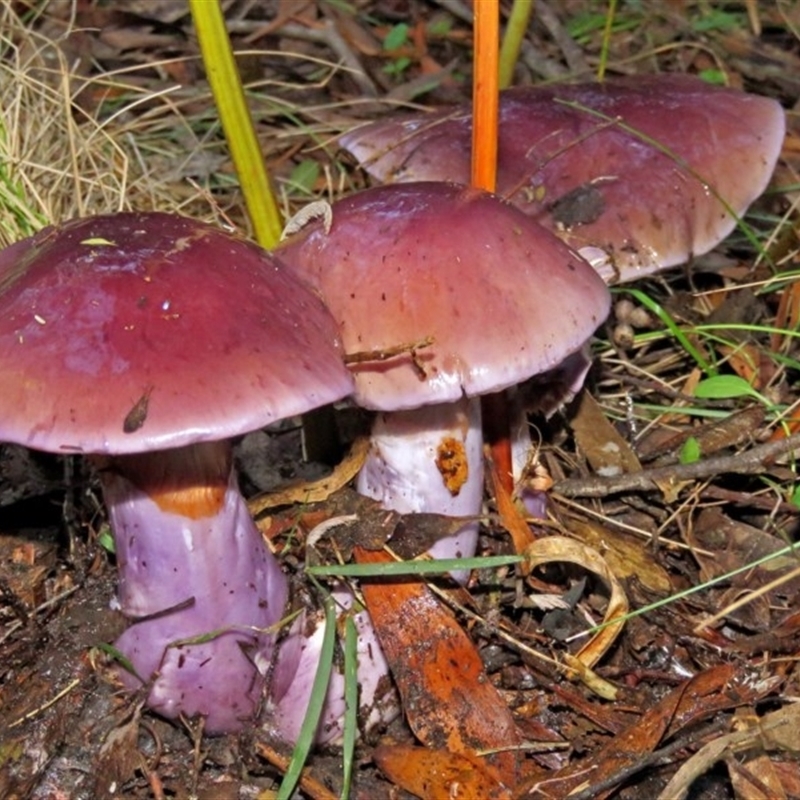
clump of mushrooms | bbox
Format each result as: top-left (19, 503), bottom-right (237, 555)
top-left (340, 75), bottom-right (785, 284)
top-left (0, 212), bottom-right (355, 734)
top-left (272, 181), bottom-right (610, 744)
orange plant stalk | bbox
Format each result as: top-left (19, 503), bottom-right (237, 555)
top-left (471, 0), bottom-right (499, 193)
top-left (473, 1), bottom-right (515, 496)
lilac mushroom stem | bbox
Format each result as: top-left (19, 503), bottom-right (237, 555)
top-left (99, 440), bottom-right (288, 734)
top-left (356, 397), bottom-right (483, 579)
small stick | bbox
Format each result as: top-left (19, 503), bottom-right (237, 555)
top-left (555, 431), bottom-right (800, 498)
top-left (255, 742), bottom-right (339, 800)
top-left (344, 336), bottom-right (433, 368)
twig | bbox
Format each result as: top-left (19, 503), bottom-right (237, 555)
top-left (700, 484), bottom-right (798, 515)
top-left (535, 0), bottom-right (591, 75)
top-left (555, 432), bottom-right (800, 498)
top-left (279, 21), bottom-right (378, 98)
top-left (616, 372), bottom-right (737, 408)
top-left (255, 741), bottom-right (339, 800)
top-left (9, 678), bottom-right (81, 728)
top-left (563, 717), bottom-right (730, 800)
top-left (0, 584), bottom-right (81, 645)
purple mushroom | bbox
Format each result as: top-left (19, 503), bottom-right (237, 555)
top-left (279, 182), bottom-right (610, 559)
top-left (340, 75), bottom-right (785, 283)
top-left (0, 212), bottom-right (354, 733)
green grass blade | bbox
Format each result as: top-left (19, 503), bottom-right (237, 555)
top-left (597, 0), bottom-right (618, 82)
top-left (277, 592), bottom-right (337, 800)
top-left (498, 0), bottom-right (533, 89)
top-left (340, 614), bottom-right (358, 800)
top-left (306, 553), bottom-right (523, 578)
top-left (620, 287), bottom-right (715, 375)
top-left (189, 0), bottom-right (282, 247)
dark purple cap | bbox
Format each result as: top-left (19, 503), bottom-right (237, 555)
top-left (340, 75), bottom-right (785, 282)
top-left (279, 182), bottom-right (610, 411)
top-left (0, 213), bottom-right (353, 454)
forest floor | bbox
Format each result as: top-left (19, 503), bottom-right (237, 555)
top-left (1, 2), bottom-right (800, 799)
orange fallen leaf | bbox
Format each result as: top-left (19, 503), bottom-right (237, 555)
top-left (374, 743), bottom-right (513, 800)
top-left (354, 546), bottom-right (523, 781)
top-left (716, 341), bottom-right (769, 388)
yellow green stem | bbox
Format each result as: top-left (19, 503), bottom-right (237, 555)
top-left (499, 0), bottom-right (533, 89)
top-left (190, 0), bottom-right (282, 247)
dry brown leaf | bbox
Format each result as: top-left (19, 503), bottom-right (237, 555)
top-left (373, 743), bottom-right (514, 800)
top-left (247, 436), bottom-right (369, 514)
top-left (523, 536), bottom-right (628, 672)
top-left (687, 507), bottom-right (800, 632)
top-left (569, 391), bottom-right (642, 477)
top-left (521, 665), bottom-right (771, 800)
top-left (657, 703), bottom-right (800, 800)
top-left (565, 516), bottom-right (672, 596)
top-left (728, 708), bottom-right (788, 800)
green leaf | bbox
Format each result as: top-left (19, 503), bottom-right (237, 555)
top-left (697, 68), bottom-right (727, 86)
top-left (694, 375), bottom-right (759, 401)
top-left (383, 22), bottom-right (409, 51)
top-left (288, 159), bottom-right (320, 195)
top-left (679, 436), bottom-right (701, 465)
top-left (95, 642), bottom-right (142, 680)
top-left (383, 56), bottom-right (411, 76)
top-left (97, 525), bottom-right (115, 554)
top-left (691, 10), bottom-right (744, 33)
top-left (427, 18), bottom-right (452, 37)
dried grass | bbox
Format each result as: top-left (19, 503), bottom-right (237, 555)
top-left (0, 2), bottom-right (237, 247)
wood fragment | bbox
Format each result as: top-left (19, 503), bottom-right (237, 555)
top-left (555, 431), bottom-right (800, 498)
top-left (255, 741), bottom-right (339, 800)
top-left (280, 199), bottom-right (332, 239)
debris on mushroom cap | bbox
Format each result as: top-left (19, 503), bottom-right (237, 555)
top-left (340, 75), bottom-right (785, 284)
top-left (278, 182), bottom-right (610, 412)
top-left (0, 212), bottom-right (354, 454)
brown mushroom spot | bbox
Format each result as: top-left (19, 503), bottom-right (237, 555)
top-left (436, 435), bottom-right (469, 496)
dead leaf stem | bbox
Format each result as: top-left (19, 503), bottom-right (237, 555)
top-left (555, 431), bottom-right (800, 498)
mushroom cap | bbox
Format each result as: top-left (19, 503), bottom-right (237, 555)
top-left (340, 75), bottom-right (785, 283)
top-left (0, 213), bottom-right (353, 454)
top-left (278, 182), bottom-right (610, 411)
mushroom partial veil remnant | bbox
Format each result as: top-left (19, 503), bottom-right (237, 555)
top-left (340, 75), bottom-right (785, 284)
top-left (0, 212), bottom-right (354, 734)
top-left (279, 182), bottom-right (611, 567)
